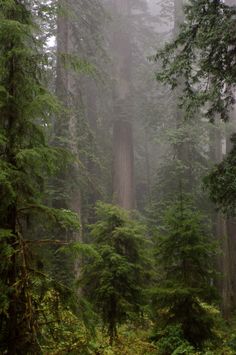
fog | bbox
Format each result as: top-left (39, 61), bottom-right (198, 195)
top-left (2, 0), bottom-right (236, 352)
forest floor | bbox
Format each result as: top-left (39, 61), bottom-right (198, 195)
top-left (42, 313), bottom-right (236, 354)
top-left (90, 318), bottom-right (236, 355)
top-left (93, 326), bottom-right (157, 355)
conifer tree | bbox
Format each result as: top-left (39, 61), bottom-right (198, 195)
top-left (152, 197), bottom-right (217, 349)
top-left (154, 0), bottom-right (236, 122)
top-left (0, 1), bottom-right (80, 353)
top-left (153, 0), bottom-right (236, 320)
top-left (81, 202), bottom-right (150, 344)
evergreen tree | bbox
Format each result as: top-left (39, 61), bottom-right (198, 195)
top-left (152, 0), bottom-right (236, 320)
top-left (0, 1), bottom-right (80, 353)
top-left (205, 133), bottom-right (236, 215)
top-left (155, 0), bottom-right (236, 122)
top-left (81, 202), bottom-right (150, 344)
top-left (152, 197), bottom-right (218, 349)
top-left (147, 0), bottom-right (213, 241)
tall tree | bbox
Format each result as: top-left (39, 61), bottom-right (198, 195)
top-left (111, 0), bottom-right (135, 210)
top-left (0, 1), bottom-right (80, 353)
top-left (155, 0), bottom-right (236, 122)
top-left (223, 0), bottom-right (236, 317)
top-left (81, 202), bottom-right (148, 344)
top-left (55, 0), bottom-right (107, 226)
top-left (55, 0), bottom-right (81, 221)
top-left (152, 197), bottom-right (217, 349)
top-left (155, 0), bottom-right (236, 317)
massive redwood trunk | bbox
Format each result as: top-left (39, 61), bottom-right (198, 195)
top-left (113, 120), bottom-right (135, 209)
top-left (111, 0), bottom-right (135, 210)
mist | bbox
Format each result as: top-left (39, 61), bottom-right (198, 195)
top-left (1, 0), bottom-right (236, 353)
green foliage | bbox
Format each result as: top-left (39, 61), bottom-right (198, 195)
top-left (59, 53), bottom-right (96, 76)
top-left (155, 0), bottom-right (236, 121)
top-left (0, 1), bottom-right (81, 353)
top-left (204, 134), bottom-right (236, 215)
top-left (152, 197), bottom-right (218, 349)
top-left (54, 0), bottom-right (108, 229)
top-left (38, 288), bottom-right (91, 354)
top-left (81, 202), bottom-right (151, 344)
top-left (154, 325), bottom-right (195, 355)
top-left (90, 324), bottom-right (157, 355)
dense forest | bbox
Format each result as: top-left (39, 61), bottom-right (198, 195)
top-left (2, 0), bottom-right (236, 354)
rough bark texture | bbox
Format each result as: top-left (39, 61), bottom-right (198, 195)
top-left (111, 0), bottom-right (135, 210)
top-left (211, 124), bottom-right (234, 319)
top-left (113, 120), bottom-right (135, 210)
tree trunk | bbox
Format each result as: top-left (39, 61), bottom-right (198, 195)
top-left (225, 102), bottom-right (236, 315)
top-left (56, 0), bottom-right (81, 227)
top-left (113, 120), bottom-right (135, 209)
top-left (111, 0), bottom-right (135, 210)
top-left (210, 124), bottom-right (234, 318)
top-left (55, 1), bottom-right (82, 283)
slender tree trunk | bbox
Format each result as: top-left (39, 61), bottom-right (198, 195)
top-left (84, 80), bottom-right (100, 223)
top-left (224, 0), bottom-right (236, 315)
top-left (56, 0), bottom-right (81, 229)
top-left (225, 102), bottom-right (236, 314)
top-left (173, 0), bottom-right (193, 189)
top-left (55, 1), bottom-right (82, 283)
top-left (144, 128), bottom-right (151, 203)
top-left (210, 124), bottom-right (234, 318)
top-left (222, 217), bottom-right (233, 319)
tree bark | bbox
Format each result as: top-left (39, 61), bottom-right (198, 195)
top-left (56, 0), bottom-right (81, 226)
top-left (55, 1), bottom-right (82, 283)
top-left (210, 124), bottom-right (234, 319)
top-left (225, 103), bottom-right (236, 315)
top-left (111, 0), bottom-right (135, 210)
top-left (113, 120), bottom-right (135, 209)
top-left (225, 0), bottom-right (236, 317)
